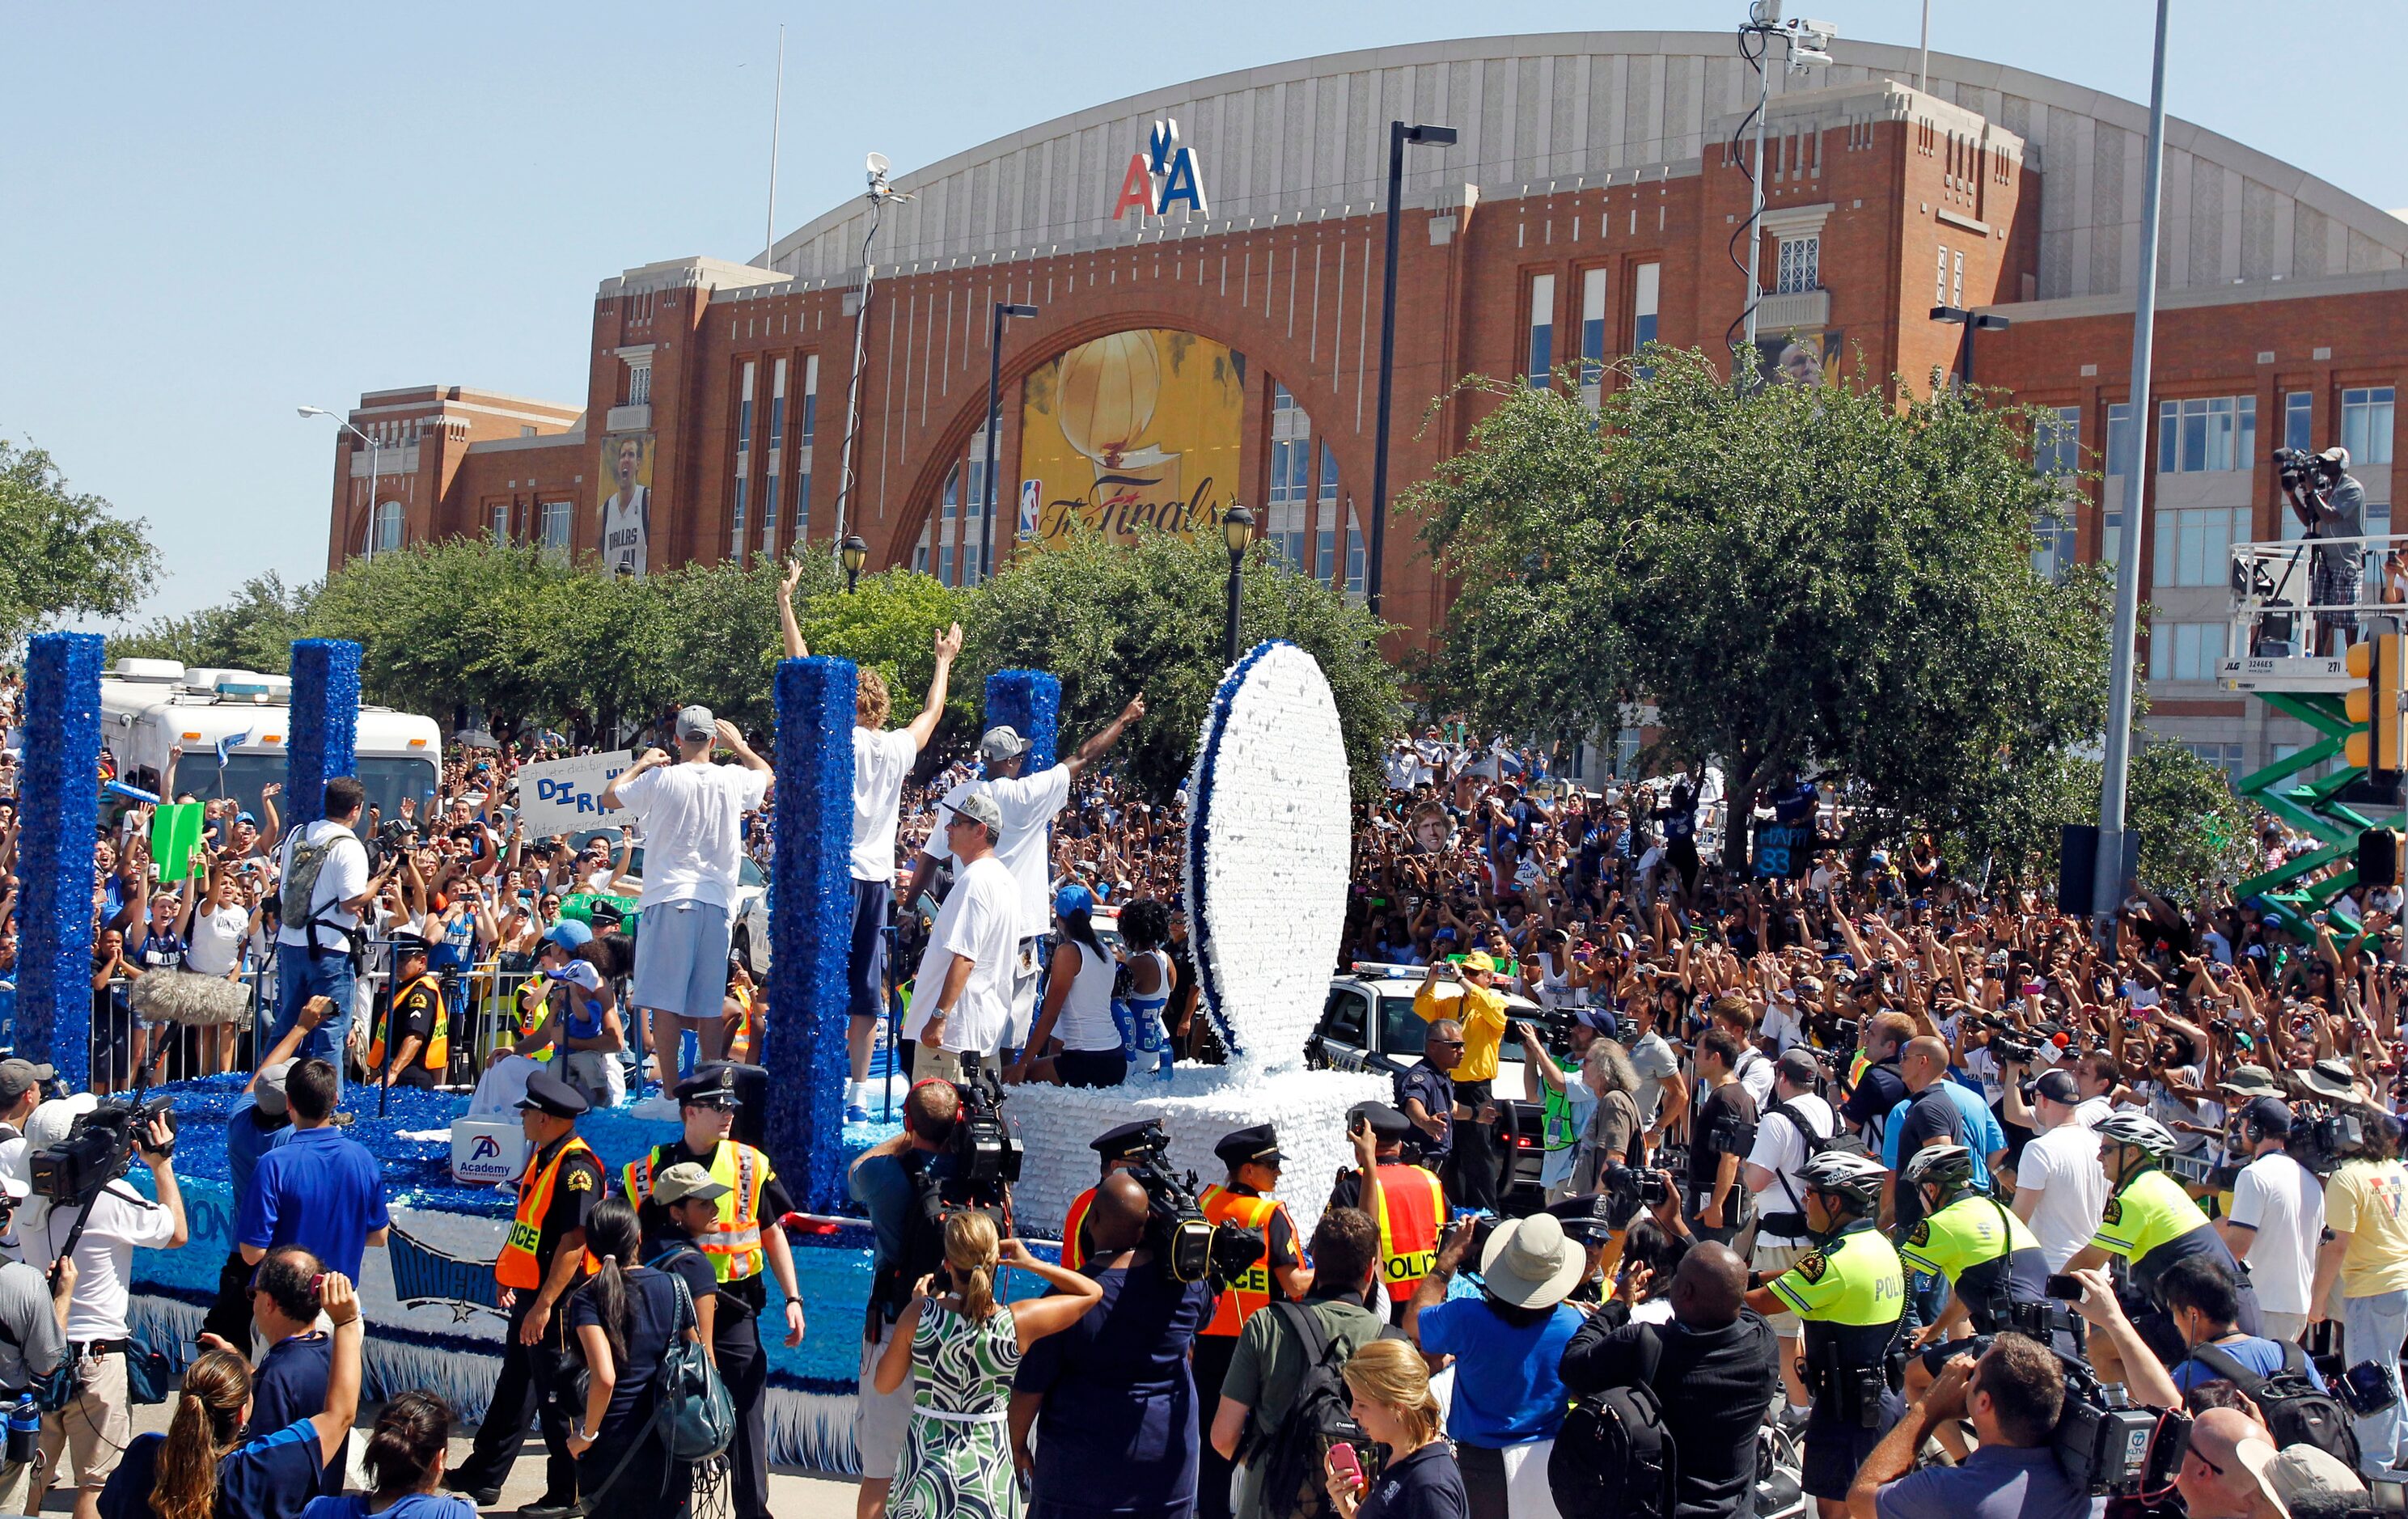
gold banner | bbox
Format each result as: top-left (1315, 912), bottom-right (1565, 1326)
top-left (1018, 329), bottom-right (1245, 548)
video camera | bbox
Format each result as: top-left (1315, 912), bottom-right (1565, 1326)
top-left (1115, 1123), bottom-right (1267, 1291)
top-left (2055, 1369), bottom-right (2169, 1496)
top-left (32, 1093), bottom-right (175, 1210)
top-left (949, 1068), bottom-right (1022, 1194)
top-left (2275, 445), bottom-right (2333, 493)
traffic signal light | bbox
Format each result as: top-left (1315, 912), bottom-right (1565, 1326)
top-left (2344, 633), bottom-right (2407, 772)
top-left (2361, 828), bottom-right (2402, 889)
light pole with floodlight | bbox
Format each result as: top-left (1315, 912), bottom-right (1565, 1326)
top-left (298, 405), bottom-right (383, 561)
top-left (1368, 122), bottom-right (1457, 617)
top-left (1928, 306), bottom-right (2009, 388)
top-left (981, 302), bottom-right (1040, 584)
top-left (1222, 504), bottom-right (1255, 664)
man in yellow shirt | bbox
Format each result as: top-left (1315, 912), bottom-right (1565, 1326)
top-left (1416, 951), bottom-right (1510, 1211)
top-left (2311, 1110), bottom-right (2408, 1478)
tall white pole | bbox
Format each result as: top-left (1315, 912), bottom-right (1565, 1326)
top-left (764, 25), bottom-right (784, 269)
top-left (1743, 43), bottom-right (1770, 353)
top-left (1918, 0), bottom-right (1932, 91)
top-left (2093, 0), bottom-right (2173, 927)
top-left (831, 197), bottom-right (886, 552)
top-left (365, 438), bottom-right (379, 561)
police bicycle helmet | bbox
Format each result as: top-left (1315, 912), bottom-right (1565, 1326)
top-left (1900, 1141), bottom-right (1978, 1197)
top-left (2093, 1111), bottom-right (2177, 1159)
top-left (1798, 1150), bottom-right (1887, 1208)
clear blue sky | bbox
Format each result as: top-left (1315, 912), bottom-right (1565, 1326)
top-left (6, 1), bottom-right (2398, 630)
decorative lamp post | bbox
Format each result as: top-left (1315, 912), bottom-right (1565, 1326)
top-left (841, 535), bottom-right (868, 594)
top-left (1221, 504), bottom-right (1255, 665)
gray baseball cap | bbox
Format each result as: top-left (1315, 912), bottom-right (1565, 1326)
top-left (0, 1060), bottom-right (53, 1106)
top-left (676, 704), bottom-right (716, 742)
top-left (952, 790), bottom-right (1005, 836)
top-left (254, 1060), bottom-right (294, 1118)
top-left (977, 726), bottom-right (1031, 765)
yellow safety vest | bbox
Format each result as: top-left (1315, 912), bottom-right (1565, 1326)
top-left (368, 973), bottom-right (449, 1076)
top-left (498, 1135), bottom-right (599, 1290)
top-left (625, 1141), bottom-right (768, 1283)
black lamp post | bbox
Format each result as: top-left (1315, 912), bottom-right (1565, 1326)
top-left (1368, 121), bottom-right (1458, 616)
top-left (982, 302), bottom-right (1041, 584)
top-left (841, 534), bottom-right (868, 594)
top-left (1221, 504), bottom-right (1255, 665)
top-left (1928, 305), bottom-right (2010, 387)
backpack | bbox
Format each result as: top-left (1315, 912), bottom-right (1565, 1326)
top-left (2186, 1339), bottom-right (2362, 1470)
top-left (1252, 1301), bottom-right (1377, 1519)
top-left (1760, 1099), bottom-right (1864, 1238)
top-left (279, 828), bottom-right (344, 951)
top-left (1549, 1325), bottom-right (1678, 1519)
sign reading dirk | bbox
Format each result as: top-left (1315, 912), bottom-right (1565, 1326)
top-left (1111, 117), bottom-right (1208, 222)
top-left (518, 750), bottom-right (633, 835)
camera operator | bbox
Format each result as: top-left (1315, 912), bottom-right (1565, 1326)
top-left (2282, 445), bottom-right (2366, 657)
top-left (1061, 1120), bottom-right (1174, 1270)
top-left (2309, 1107), bottom-right (2408, 1477)
top-left (1010, 1170), bottom-right (1217, 1519)
top-left (847, 1078), bottom-right (961, 1519)
top-left (18, 1095), bottom-right (185, 1519)
top-left (1741, 1151), bottom-right (1905, 1519)
top-left (2215, 1095), bottom-right (2324, 1343)
top-left (0, 1171), bottom-right (73, 1514)
top-left (1843, 1335), bottom-right (2098, 1519)
top-left (1745, 1048), bottom-right (1835, 1420)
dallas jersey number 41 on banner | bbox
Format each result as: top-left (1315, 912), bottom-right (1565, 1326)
top-left (1112, 118), bottom-right (1208, 222)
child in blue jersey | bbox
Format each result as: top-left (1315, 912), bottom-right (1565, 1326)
top-left (299, 1391), bottom-right (475, 1519)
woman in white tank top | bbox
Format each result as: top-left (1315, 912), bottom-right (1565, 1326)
top-left (1007, 885), bottom-right (1127, 1089)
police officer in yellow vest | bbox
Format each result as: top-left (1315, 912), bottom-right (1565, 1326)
top-left (1062, 1119), bottom-right (1170, 1271)
top-left (622, 1063), bottom-right (806, 1519)
top-left (447, 1067), bottom-right (603, 1510)
top-left (1327, 1102), bottom-right (1446, 1323)
top-left (1194, 1123), bottom-right (1310, 1519)
top-left (366, 938), bottom-right (447, 1089)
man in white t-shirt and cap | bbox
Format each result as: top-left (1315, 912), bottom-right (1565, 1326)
top-left (2006, 1068), bottom-right (2107, 1271)
top-left (603, 704), bottom-right (773, 1085)
top-left (905, 693), bottom-right (1146, 1053)
top-left (781, 571), bottom-right (969, 1121)
top-left (903, 792), bottom-right (1020, 1081)
top-left (2218, 1089), bottom-right (2325, 1343)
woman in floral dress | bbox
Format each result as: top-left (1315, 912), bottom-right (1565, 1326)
top-left (875, 1210), bottom-right (1103, 1519)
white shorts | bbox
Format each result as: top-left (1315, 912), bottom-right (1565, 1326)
top-left (856, 1332), bottom-right (916, 1479)
top-left (1753, 1241), bottom-right (1809, 1335)
top-left (631, 899), bottom-right (732, 1021)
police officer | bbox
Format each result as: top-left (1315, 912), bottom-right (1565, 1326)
top-left (1062, 1120), bottom-right (1167, 1271)
top-left (447, 1067), bottom-right (603, 1511)
top-left (1327, 1102), bottom-right (1446, 1322)
top-left (2065, 1111), bottom-right (2263, 1367)
top-left (1742, 1150), bottom-right (1904, 1519)
top-left (366, 937), bottom-right (446, 1089)
top-left (1895, 1142), bottom-right (2058, 1433)
top-left (1194, 1123), bottom-right (1307, 1519)
top-left (622, 1063), bottom-right (806, 1519)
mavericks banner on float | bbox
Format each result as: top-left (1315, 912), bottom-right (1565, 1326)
top-left (1019, 328), bottom-right (1244, 548)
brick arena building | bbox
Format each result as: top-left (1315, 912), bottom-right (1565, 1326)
top-left (324, 31), bottom-right (2408, 773)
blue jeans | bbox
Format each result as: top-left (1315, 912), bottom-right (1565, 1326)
top-left (273, 945), bottom-right (354, 1096)
top-left (2345, 1288), bottom-right (2408, 1475)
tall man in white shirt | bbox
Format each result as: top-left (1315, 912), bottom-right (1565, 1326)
top-left (780, 567), bottom-right (967, 1119)
top-left (603, 705), bottom-right (774, 1082)
top-left (2007, 1069), bottom-right (2108, 1270)
top-left (269, 776), bottom-right (374, 1095)
top-left (2219, 1095), bottom-right (2325, 1343)
top-left (904, 793), bottom-right (1020, 1080)
top-left (906, 694), bottom-right (1146, 1053)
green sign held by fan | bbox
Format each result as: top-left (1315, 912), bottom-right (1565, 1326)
top-left (150, 801), bottom-right (208, 883)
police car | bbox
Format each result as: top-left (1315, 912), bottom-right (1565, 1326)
top-left (1306, 962), bottom-right (1536, 1095)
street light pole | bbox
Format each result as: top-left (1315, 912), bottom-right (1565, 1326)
top-left (2093, 0), bottom-right (2173, 929)
top-left (833, 154), bottom-right (911, 555)
top-left (1927, 306), bottom-right (2010, 388)
top-left (1367, 121), bottom-right (1456, 618)
top-left (298, 406), bottom-right (382, 561)
top-left (842, 534), bottom-right (868, 594)
top-left (982, 302), bottom-right (1039, 584)
top-left (1222, 505), bottom-right (1255, 665)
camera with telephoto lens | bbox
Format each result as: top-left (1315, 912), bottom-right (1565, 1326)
top-left (2275, 445), bottom-right (2328, 493)
top-left (1598, 1161), bottom-right (1674, 1229)
top-left (948, 1069), bottom-right (1022, 1193)
top-left (1116, 1123), bottom-right (1267, 1291)
top-left (32, 1094), bottom-right (175, 1209)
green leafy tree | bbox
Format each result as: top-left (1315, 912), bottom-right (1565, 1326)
top-left (108, 572), bottom-right (315, 671)
top-left (1951, 741), bottom-right (2258, 903)
top-left (0, 434), bottom-right (159, 649)
top-left (793, 565), bottom-right (969, 733)
top-left (961, 528), bottom-right (1405, 798)
top-left (1413, 348), bottom-right (2111, 865)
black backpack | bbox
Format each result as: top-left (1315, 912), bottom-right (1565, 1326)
top-left (1252, 1301), bottom-right (1378, 1519)
top-left (2186, 1340), bottom-right (2363, 1470)
top-left (1549, 1325), bottom-right (1678, 1519)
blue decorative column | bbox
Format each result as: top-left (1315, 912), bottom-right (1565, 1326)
top-left (982, 671), bottom-right (1060, 771)
top-left (286, 639), bottom-right (362, 823)
top-left (17, 633), bottom-right (104, 1087)
top-left (766, 656), bottom-right (857, 1212)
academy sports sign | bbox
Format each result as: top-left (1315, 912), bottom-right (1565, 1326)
top-left (1112, 117), bottom-right (1208, 222)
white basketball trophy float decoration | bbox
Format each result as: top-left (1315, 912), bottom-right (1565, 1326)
top-left (1008, 641), bottom-right (1386, 1243)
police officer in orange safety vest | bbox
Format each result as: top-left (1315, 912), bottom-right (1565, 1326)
top-left (366, 937), bottom-right (448, 1089)
top-left (447, 1066), bottom-right (603, 1510)
top-left (1193, 1123), bottom-right (1310, 1519)
top-left (622, 1063), bottom-right (807, 1519)
top-left (1061, 1119), bottom-right (1171, 1271)
top-left (1327, 1102), bottom-right (1447, 1324)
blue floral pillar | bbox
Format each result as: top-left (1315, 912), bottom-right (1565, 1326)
top-left (982, 671), bottom-right (1060, 771)
top-left (286, 640), bottom-right (362, 823)
top-left (17, 633), bottom-right (104, 1086)
top-left (767, 656), bottom-right (857, 1212)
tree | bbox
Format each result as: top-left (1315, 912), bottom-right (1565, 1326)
top-left (108, 572), bottom-right (315, 671)
top-left (1950, 741), bottom-right (2258, 903)
top-left (0, 434), bottom-right (159, 649)
top-left (792, 565), bottom-right (970, 734)
top-left (961, 528), bottom-right (1405, 798)
top-left (1413, 348), bottom-right (2113, 865)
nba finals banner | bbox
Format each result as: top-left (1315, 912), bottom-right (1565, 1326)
top-left (1019, 329), bottom-right (1244, 548)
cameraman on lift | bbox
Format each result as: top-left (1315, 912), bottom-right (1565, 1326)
top-left (2283, 443), bottom-right (2368, 657)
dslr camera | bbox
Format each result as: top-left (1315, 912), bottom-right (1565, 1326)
top-left (32, 1093), bottom-right (176, 1210)
top-left (1598, 1161), bottom-right (1674, 1229)
top-left (1115, 1124), bottom-right (1267, 1291)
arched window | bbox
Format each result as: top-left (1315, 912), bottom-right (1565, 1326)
top-left (370, 501), bottom-right (403, 553)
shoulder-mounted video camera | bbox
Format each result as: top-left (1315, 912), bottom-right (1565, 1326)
top-left (2275, 446), bottom-right (2335, 493)
top-left (1118, 1123), bottom-right (1267, 1290)
top-left (949, 1069), bottom-right (1022, 1193)
top-left (32, 1094), bottom-right (175, 1211)
top-left (2056, 1360), bottom-right (2180, 1496)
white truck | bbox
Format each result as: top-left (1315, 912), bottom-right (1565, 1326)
top-left (100, 658), bottom-right (441, 829)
